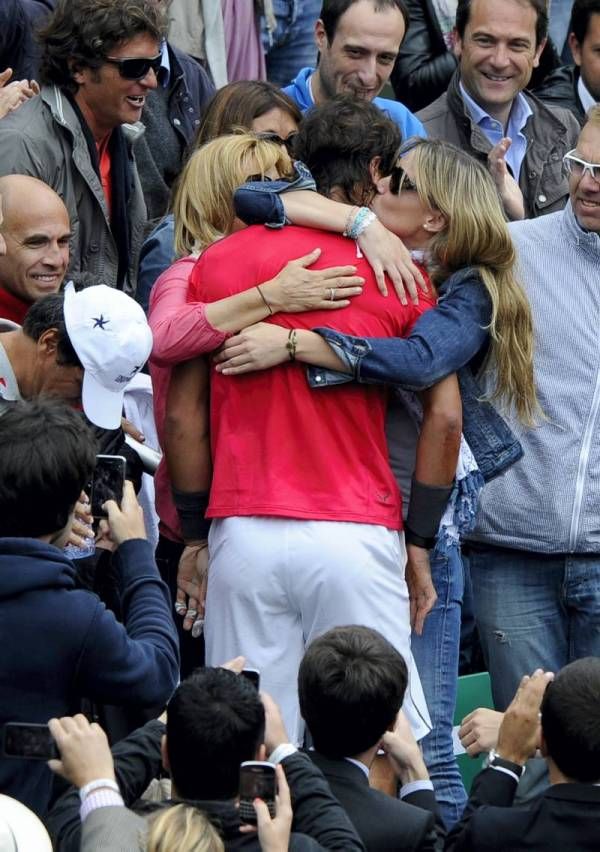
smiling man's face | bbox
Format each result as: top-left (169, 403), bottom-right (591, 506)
top-left (0, 182), bottom-right (71, 304)
top-left (456, 0), bottom-right (545, 126)
top-left (73, 32), bottom-right (160, 142)
top-left (569, 121), bottom-right (600, 234)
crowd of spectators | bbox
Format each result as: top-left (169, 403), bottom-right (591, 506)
top-left (1, 0), bottom-right (600, 849)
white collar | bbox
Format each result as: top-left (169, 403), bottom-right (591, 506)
top-left (578, 75), bottom-right (597, 114)
top-left (344, 757), bottom-right (370, 779)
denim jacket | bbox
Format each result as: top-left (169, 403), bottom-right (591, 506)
top-left (307, 267), bottom-right (523, 482)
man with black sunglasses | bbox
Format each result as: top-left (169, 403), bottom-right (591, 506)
top-left (0, 0), bottom-right (166, 295)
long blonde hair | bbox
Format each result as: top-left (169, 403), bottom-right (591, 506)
top-left (146, 804), bottom-right (224, 852)
top-left (172, 133), bottom-right (293, 257)
top-left (406, 138), bottom-right (537, 424)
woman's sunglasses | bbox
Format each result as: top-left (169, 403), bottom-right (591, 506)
top-left (389, 163), bottom-right (418, 195)
top-left (104, 54), bottom-right (163, 81)
top-left (256, 131), bottom-right (298, 156)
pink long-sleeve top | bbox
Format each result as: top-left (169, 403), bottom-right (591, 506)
top-left (149, 256), bottom-right (229, 541)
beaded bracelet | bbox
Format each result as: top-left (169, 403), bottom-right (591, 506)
top-left (344, 206), bottom-right (378, 240)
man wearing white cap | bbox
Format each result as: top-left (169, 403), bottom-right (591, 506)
top-left (0, 283), bottom-right (152, 428)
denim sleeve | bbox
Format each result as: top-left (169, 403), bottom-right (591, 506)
top-left (233, 160), bottom-right (317, 228)
top-left (307, 275), bottom-right (492, 390)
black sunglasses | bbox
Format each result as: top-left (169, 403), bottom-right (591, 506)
top-left (389, 162), bottom-right (418, 195)
top-left (245, 174), bottom-right (274, 184)
top-left (256, 131), bottom-right (298, 156)
top-left (104, 54), bottom-right (162, 80)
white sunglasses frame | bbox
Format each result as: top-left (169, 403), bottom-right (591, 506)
top-left (563, 149), bottom-right (600, 183)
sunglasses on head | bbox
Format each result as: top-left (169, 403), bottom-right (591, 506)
top-left (389, 163), bottom-right (418, 195)
top-left (104, 53), bottom-right (162, 80)
top-left (255, 131), bottom-right (298, 156)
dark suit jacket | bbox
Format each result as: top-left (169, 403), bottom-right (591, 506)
top-left (307, 751), bottom-right (445, 851)
top-left (446, 765), bottom-right (600, 851)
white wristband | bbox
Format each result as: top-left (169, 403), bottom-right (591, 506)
top-left (79, 778), bottom-right (120, 801)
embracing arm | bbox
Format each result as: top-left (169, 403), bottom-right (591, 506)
top-left (217, 272), bottom-right (491, 384)
top-left (149, 254), bottom-right (363, 368)
top-left (236, 182), bottom-right (427, 301)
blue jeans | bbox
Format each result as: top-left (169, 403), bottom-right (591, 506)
top-left (411, 542), bottom-right (467, 829)
top-left (467, 545), bottom-right (600, 711)
top-left (261, 0), bottom-right (321, 87)
top-left (548, 0), bottom-right (573, 55)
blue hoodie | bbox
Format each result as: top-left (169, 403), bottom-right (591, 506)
top-left (0, 537), bottom-right (179, 816)
top-left (283, 67), bottom-right (426, 140)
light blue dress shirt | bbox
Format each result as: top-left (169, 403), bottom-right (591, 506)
top-left (459, 82), bottom-right (532, 180)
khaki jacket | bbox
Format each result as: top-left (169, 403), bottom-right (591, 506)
top-left (0, 85), bottom-right (147, 295)
top-left (417, 70), bottom-right (581, 219)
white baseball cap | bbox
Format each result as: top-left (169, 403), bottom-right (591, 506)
top-left (63, 282), bottom-right (153, 430)
top-left (0, 795), bottom-right (52, 851)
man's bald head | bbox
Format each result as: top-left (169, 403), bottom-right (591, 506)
top-left (0, 176), bottom-right (71, 307)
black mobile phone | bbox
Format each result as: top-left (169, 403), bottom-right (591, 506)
top-left (238, 761), bottom-right (277, 824)
top-left (241, 668), bottom-right (260, 690)
top-left (3, 723), bottom-right (58, 760)
top-left (91, 454), bottom-right (126, 518)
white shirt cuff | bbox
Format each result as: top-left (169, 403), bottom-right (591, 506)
top-left (268, 743), bottom-right (298, 764)
top-left (400, 779), bottom-right (434, 799)
top-left (489, 764), bottom-right (522, 784)
top-left (80, 790), bottom-right (124, 822)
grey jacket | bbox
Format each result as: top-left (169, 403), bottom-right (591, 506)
top-left (0, 85), bottom-right (147, 295)
top-left (470, 203), bottom-right (600, 554)
top-left (417, 70), bottom-right (580, 219)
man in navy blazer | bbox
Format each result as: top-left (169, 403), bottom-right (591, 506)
top-left (447, 662), bottom-right (600, 851)
top-left (298, 625), bottom-right (445, 851)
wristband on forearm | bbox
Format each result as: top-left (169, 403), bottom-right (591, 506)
top-left (404, 477), bottom-right (453, 549)
top-left (171, 488), bottom-right (212, 542)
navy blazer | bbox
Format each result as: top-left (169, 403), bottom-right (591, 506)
top-left (307, 750), bottom-right (445, 851)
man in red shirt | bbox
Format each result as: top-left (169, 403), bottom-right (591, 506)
top-left (0, 175), bottom-right (71, 325)
top-left (166, 102), bottom-right (462, 743)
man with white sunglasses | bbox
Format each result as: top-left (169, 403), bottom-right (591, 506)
top-left (465, 105), bottom-right (600, 713)
top-left (0, 0), bottom-right (166, 294)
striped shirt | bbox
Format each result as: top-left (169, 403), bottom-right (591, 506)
top-left (470, 202), bottom-right (600, 553)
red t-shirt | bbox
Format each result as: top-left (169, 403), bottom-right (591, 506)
top-left (188, 226), bottom-right (435, 530)
top-left (97, 136), bottom-right (112, 218)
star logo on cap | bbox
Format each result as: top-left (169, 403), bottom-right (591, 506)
top-left (92, 315), bottom-right (109, 329)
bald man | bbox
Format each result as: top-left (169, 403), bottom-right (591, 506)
top-left (0, 175), bottom-right (71, 325)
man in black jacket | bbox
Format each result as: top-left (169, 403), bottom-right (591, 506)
top-left (298, 626), bottom-right (445, 851)
top-left (136, 0), bottom-right (215, 222)
top-left (535, 0), bottom-right (600, 124)
top-left (446, 662), bottom-right (600, 851)
top-left (47, 667), bottom-right (365, 851)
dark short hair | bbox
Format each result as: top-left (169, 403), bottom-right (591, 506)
top-left (23, 294), bottom-right (82, 369)
top-left (38, 0), bottom-right (167, 93)
top-left (294, 95), bottom-right (400, 204)
top-left (195, 80), bottom-right (302, 147)
top-left (455, 0), bottom-right (548, 46)
top-left (166, 668), bottom-right (265, 800)
top-left (320, 0), bottom-right (410, 43)
top-left (569, 0), bottom-right (600, 44)
top-left (298, 626), bottom-right (408, 758)
top-left (541, 658), bottom-right (600, 783)
top-left (0, 399), bottom-right (96, 537)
